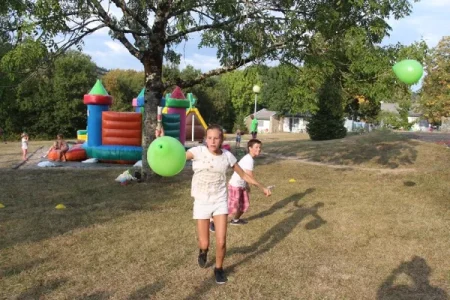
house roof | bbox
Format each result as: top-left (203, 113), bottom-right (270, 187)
top-left (380, 103), bottom-right (400, 114)
top-left (245, 108), bottom-right (277, 120)
top-left (380, 102), bottom-right (423, 117)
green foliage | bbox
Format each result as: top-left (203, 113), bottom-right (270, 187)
top-left (378, 111), bottom-right (411, 130)
top-left (0, 39), bottom-right (48, 80)
top-left (221, 65), bottom-right (266, 114)
top-left (190, 77), bottom-right (235, 131)
top-left (1, 51), bottom-right (97, 138)
top-left (420, 36), bottom-right (450, 123)
top-left (307, 73), bottom-right (347, 141)
top-left (260, 64), bottom-right (313, 115)
top-left (103, 69), bottom-right (144, 112)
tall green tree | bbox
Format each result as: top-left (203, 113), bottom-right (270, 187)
top-left (12, 51), bottom-right (98, 138)
top-left (420, 36), bottom-right (450, 123)
top-left (260, 64), bottom-right (304, 115)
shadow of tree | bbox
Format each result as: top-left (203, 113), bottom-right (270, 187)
top-left (75, 291), bottom-right (112, 300)
top-left (16, 278), bottom-right (67, 300)
top-left (0, 258), bottom-right (48, 278)
top-left (184, 191), bottom-right (325, 299)
top-left (0, 169), bottom-right (192, 250)
top-left (377, 256), bottom-right (448, 300)
top-left (260, 133), bottom-right (419, 169)
top-left (128, 281), bottom-right (165, 300)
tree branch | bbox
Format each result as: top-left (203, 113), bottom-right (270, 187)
top-left (88, 0), bottom-right (142, 59)
top-left (166, 14), bottom-right (253, 43)
top-left (110, 0), bottom-right (152, 33)
top-left (168, 41), bottom-right (289, 89)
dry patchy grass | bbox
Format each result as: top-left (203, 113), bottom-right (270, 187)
top-left (1, 132), bottom-right (450, 299)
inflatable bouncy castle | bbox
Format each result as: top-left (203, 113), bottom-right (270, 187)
top-left (82, 80), bottom-right (142, 163)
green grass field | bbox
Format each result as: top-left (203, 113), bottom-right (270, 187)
top-left (1, 132), bottom-right (449, 299)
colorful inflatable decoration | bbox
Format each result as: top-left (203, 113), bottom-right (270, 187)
top-left (165, 86), bottom-right (191, 145)
top-left (392, 59), bottom-right (423, 85)
top-left (77, 129), bottom-right (87, 141)
top-left (162, 89), bottom-right (207, 143)
top-left (47, 144), bottom-right (87, 162)
top-left (148, 136), bottom-right (186, 176)
top-left (82, 80), bottom-right (142, 163)
top-left (186, 93), bottom-right (207, 142)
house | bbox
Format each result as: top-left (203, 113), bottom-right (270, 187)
top-left (244, 109), bottom-right (310, 133)
top-left (379, 102), bottom-right (429, 131)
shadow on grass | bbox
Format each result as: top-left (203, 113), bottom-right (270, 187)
top-left (16, 279), bottom-right (67, 300)
top-left (260, 132), bottom-right (419, 169)
top-left (377, 256), bottom-right (448, 300)
top-left (75, 291), bottom-right (112, 300)
top-left (0, 169), bottom-right (191, 250)
top-left (0, 258), bottom-right (49, 278)
top-left (247, 188), bottom-right (316, 222)
top-left (185, 191), bottom-right (324, 299)
top-left (128, 281), bottom-right (165, 300)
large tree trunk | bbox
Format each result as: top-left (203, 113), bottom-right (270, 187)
top-left (141, 49), bottom-right (164, 180)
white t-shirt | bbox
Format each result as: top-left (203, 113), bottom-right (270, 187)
top-left (21, 137), bottom-right (28, 149)
top-left (229, 154), bottom-right (254, 188)
top-left (188, 145), bottom-right (237, 203)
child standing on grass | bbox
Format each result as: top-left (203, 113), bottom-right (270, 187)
top-left (235, 128), bottom-right (242, 148)
top-left (185, 124), bottom-right (271, 284)
top-left (21, 132), bottom-right (28, 160)
top-left (228, 139), bottom-right (264, 225)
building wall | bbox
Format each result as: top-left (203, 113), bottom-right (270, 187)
top-left (281, 116), bottom-right (308, 133)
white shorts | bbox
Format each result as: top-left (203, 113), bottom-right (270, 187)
top-left (193, 200), bottom-right (228, 219)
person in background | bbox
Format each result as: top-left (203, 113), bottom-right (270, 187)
top-left (42, 134), bottom-right (69, 161)
top-left (21, 132), bottom-right (29, 160)
top-left (250, 114), bottom-right (258, 139)
top-left (235, 128), bottom-right (242, 148)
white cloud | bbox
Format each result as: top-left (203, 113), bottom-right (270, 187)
top-left (428, 0), bottom-right (450, 7)
top-left (180, 53), bottom-right (221, 72)
top-left (104, 41), bottom-right (129, 54)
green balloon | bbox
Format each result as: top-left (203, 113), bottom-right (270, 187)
top-left (147, 136), bottom-right (186, 177)
top-left (392, 59), bottom-right (423, 85)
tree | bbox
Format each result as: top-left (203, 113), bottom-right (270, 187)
top-left (420, 36), bottom-right (450, 124)
top-left (307, 71), bottom-right (347, 140)
top-left (4, 0), bottom-right (418, 178)
top-left (12, 51), bottom-right (98, 138)
top-left (102, 69), bottom-right (144, 112)
top-left (260, 64), bottom-right (304, 115)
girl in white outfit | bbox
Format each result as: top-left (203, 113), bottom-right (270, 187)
top-left (21, 132), bottom-right (29, 160)
top-left (185, 124), bottom-right (271, 284)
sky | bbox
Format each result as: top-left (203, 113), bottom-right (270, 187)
top-left (81, 0), bottom-right (450, 73)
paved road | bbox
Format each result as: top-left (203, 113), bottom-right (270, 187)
top-left (397, 131), bottom-right (450, 143)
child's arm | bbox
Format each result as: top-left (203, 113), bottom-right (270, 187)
top-left (232, 164), bottom-right (271, 196)
top-left (186, 151), bottom-right (194, 161)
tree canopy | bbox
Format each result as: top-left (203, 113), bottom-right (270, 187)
top-left (420, 36), bottom-right (450, 123)
top-left (1, 0), bottom-right (423, 176)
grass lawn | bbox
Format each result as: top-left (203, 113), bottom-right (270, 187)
top-left (1, 131), bottom-right (450, 299)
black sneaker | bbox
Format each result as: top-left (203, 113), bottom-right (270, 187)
top-left (209, 221), bottom-right (215, 232)
top-left (214, 268), bottom-right (227, 284)
top-left (214, 267), bottom-right (227, 284)
top-left (230, 219), bottom-right (248, 225)
top-left (198, 249), bottom-right (208, 268)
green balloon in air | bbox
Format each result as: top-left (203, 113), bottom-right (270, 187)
top-left (392, 59), bottom-right (424, 85)
top-left (147, 136), bottom-right (186, 177)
